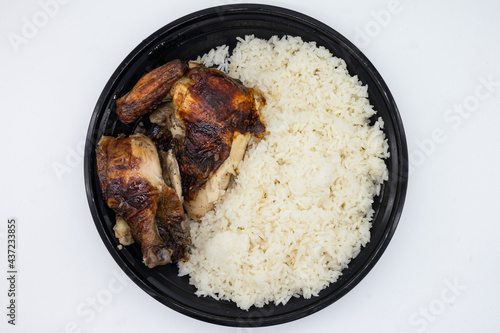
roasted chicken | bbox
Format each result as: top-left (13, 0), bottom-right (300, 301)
top-left (168, 65), bottom-right (266, 218)
top-left (116, 59), bottom-right (266, 219)
top-left (96, 133), bottom-right (190, 268)
top-left (116, 60), bottom-right (188, 124)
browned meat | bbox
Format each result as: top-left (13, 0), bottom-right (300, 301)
top-left (96, 133), bottom-right (190, 268)
top-left (116, 60), bottom-right (189, 124)
top-left (157, 185), bottom-right (191, 261)
top-left (176, 66), bottom-right (266, 138)
top-left (168, 66), bottom-right (266, 218)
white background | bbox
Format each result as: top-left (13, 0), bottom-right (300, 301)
top-left (1, 0), bottom-right (499, 332)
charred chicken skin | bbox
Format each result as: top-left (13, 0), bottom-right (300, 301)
top-left (170, 66), bottom-right (266, 216)
top-left (96, 134), bottom-right (190, 268)
top-left (115, 59), bottom-right (266, 219)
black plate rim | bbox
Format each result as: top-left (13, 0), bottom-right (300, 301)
top-left (84, 3), bottom-right (408, 327)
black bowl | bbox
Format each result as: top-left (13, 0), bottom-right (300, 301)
top-left (84, 3), bottom-right (408, 327)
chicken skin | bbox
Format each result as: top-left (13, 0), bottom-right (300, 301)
top-left (171, 66), bottom-right (266, 200)
top-left (96, 133), bottom-right (190, 268)
top-left (116, 60), bottom-right (188, 124)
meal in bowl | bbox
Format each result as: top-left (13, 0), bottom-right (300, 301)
top-left (95, 35), bottom-right (389, 310)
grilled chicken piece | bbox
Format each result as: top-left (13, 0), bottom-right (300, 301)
top-left (96, 133), bottom-right (190, 267)
top-left (153, 65), bottom-right (266, 218)
top-left (116, 60), bottom-right (189, 124)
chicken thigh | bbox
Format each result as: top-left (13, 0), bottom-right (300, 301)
top-left (96, 133), bottom-right (190, 268)
top-left (152, 65), bottom-right (266, 218)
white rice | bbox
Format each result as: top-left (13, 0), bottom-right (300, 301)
top-left (179, 35), bottom-right (389, 310)
top-left (192, 44), bottom-right (230, 72)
